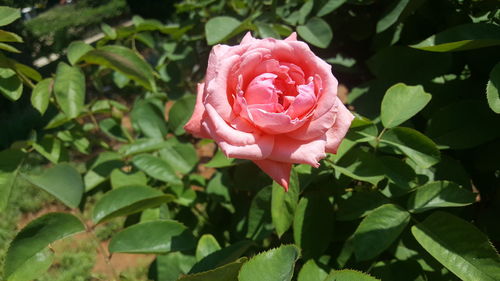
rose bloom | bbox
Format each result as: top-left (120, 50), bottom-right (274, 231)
top-left (184, 32), bottom-right (354, 190)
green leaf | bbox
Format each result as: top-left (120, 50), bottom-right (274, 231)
top-left (324, 269), bottom-right (380, 281)
top-left (486, 62), bottom-right (500, 114)
top-left (380, 156), bottom-right (418, 197)
top-left (376, 0), bottom-right (420, 33)
top-left (297, 259), bottom-right (328, 281)
top-left (132, 154), bottom-right (181, 185)
top-left (54, 62), bottom-right (85, 119)
top-left (131, 100), bottom-right (168, 139)
top-left (380, 127), bottom-right (440, 168)
top-left (196, 234), bottom-right (221, 261)
top-left (119, 138), bottom-right (170, 156)
top-left (0, 42), bottom-right (20, 53)
top-left (101, 23), bottom-right (117, 39)
top-left (152, 252), bottom-right (196, 281)
top-left (110, 169), bottom-right (148, 189)
top-left (169, 94), bottom-right (196, 135)
top-left (426, 100), bottom-right (500, 149)
top-left (317, 0), bottom-right (347, 17)
top-left (0, 149), bottom-right (25, 211)
top-left (109, 220), bottom-right (196, 254)
top-left (3, 213), bottom-right (85, 279)
top-left (84, 152), bottom-right (123, 191)
top-left (332, 148), bottom-right (385, 185)
top-left (238, 245), bottom-right (300, 281)
top-left (411, 23), bottom-right (500, 52)
top-left (271, 170), bottom-right (300, 237)
top-left (256, 22), bottom-right (280, 39)
top-left (6, 247), bottom-right (54, 281)
top-left (380, 83), bottom-right (431, 128)
top-left (0, 6), bottom-right (20, 26)
top-left (0, 30), bottom-right (22, 42)
top-left (297, 17), bottom-right (333, 48)
top-left (298, 0), bottom-right (314, 25)
top-left (412, 211), bottom-right (500, 281)
top-left (23, 163), bottom-right (84, 208)
top-left (246, 185), bottom-right (273, 240)
top-left (293, 194), bottom-right (333, 258)
top-left (0, 68), bottom-right (22, 101)
top-left (407, 181), bottom-right (476, 213)
top-left (159, 141), bottom-right (198, 174)
top-left (31, 78), bottom-right (53, 115)
top-left (66, 41), bottom-right (94, 66)
top-left (190, 240), bottom-right (253, 274)
top-left (32, 135), bottom-right (67, 164)
top-left (352, 204), bottom-right (410, 261)
top-left (99, 118), bottom-right (127, 142)
top-left (205, 149), bottom-right (238, 168)
top-left (79, 45), bottom-right (156, 91)
top-left (336, 191), bottom-right (390, 221)
top-left (92, 185), bottom-right (174, 224)
top-left (12, 62), bottom-right (41, 82)
top-left (205, 16), bottom-right (242, 45)
top-left (178, 258), bottom-right (247, 281)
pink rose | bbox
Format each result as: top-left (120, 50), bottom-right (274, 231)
top-left (184, 32), bottom-right (354, 190)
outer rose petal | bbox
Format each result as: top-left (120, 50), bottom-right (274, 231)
top-left (285, 32), bottom-right (297, 41)
top-left (268, 135), bottom-right (327, 167)
top-left (325, 100), bottom-right (355, 154)
top-left (287, 99), bottom-right (338, 141)
top-left (253, 159), bottom-right (292, 190)
top-left (184, 83), bottom-right (210, 138)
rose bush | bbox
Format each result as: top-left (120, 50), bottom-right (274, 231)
top-left (185, 32), bottom-right (354, 189)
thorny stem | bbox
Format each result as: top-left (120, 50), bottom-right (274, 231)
top-left (75, 210), bottom-right (120, 281)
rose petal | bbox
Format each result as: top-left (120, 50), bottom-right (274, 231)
top-left (325, 101), bottom-right (355, 154)
top-left (248, 108), bottom-right (306, 134)
top-left (245, 73), bottom-right (279, 105)
top-left (287, 98), bottom-right (338, 141)
top-left (253, 159), bottom-right (292, 190)
top-left (267, 135), bottom-right (327, 167)
top-left (202, 120), bottom-right (274, 160)
top-left (241, 32), bottom-right (256, 45)
top-left (285, 32), bottom-right (297, 41)
top-left (205, 53), bottom-right (241, 121)
top-left (184, 83), bottom-right (211, 138)
top-left (286, 81), bottom-right (316, 119)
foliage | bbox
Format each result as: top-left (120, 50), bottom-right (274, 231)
top-left (0, 0), bottom-right (500, 280)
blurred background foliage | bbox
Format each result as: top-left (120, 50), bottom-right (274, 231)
top-left (0, 0), bottom-right (499, 280)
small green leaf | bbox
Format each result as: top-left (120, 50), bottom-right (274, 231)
top-left (336, 191), bottom-right (390, 221)
top-left (205, 16), bottom-right (242, 45)
top-left (54, 62), bottom-right (85, 119)
top-left (0, 6), bottom-right (20, 26)
top-left (0, 68), bottom-right (22, 101)
top-left (298, 0), bottom-right (314, 25)
top-left (84, 152), bottom-right (123, 191)
top-left (332, 148), bottom-right (385, 185)
top-left (109, 220), bottom-right (196, 254)
top-left (110, 169), bottom-right (148, 189)
top-left (92, 185), bottom-right (174, 223)
top-left (23, 163), bottom-right (84, 208)
top-left (411, 23), bottom-right (500, 52)
top-left (131, 100), bottom-right (168, 139)
top-left (178, 258), bottom-right (247, 281)
top-left (412, 211), bottom-right (500, 281)
top-left (238, 245), bottom-right (301, 281)
top-left (352, 204), bottom-right (410, 261)
top-left (297, 259), bottom-right (328, 281)
top-left (32, 135), bottom-right (67, 164)
top-left (0, 30), bottom-right (22, 42)
top-left (169, 94), bottom-right (196, 136)
top-left (246, 186), bottom-right (273, 240)
top-left (297, 17), bottom-right (332, 48)
top-left (159, 141), bottom-right (198, 174)
top-left (324, 269), bottom-right (380, 281)
top-left (99, 118), bottom-right (127, 142)
top-left (66, 41), bottom-right (94, 66)
top-left (317, 0), bottom-right (347, 17)
top-left (407, 181), bottom-right (476, 213)
top-left (0, 149), bottom-right (25, 211)
top-left (31, 78), bottom-right (53, 115)
top-left (119, 138), bottom-right (170, 156)
top-left (205, 149), bottom-right (238, 168)
top-left (196, 234), bottom-right (221, 261)
top-left (6, 247), bottom-right (54, 281)
top-left (101, 23), bottom-right (117, 39)
top-left (381, 83), bottom-right (431, 128)
top-left (190, 240), bottom-right (253, 274)
top-left (256, 22), bottom-right (280, 39)
top-left (271, 170), bottom-right (300, 237)
top-left (293, 194), bottom-right (333, 258)
top-left (487, 62), bottom-right (500, 114)
top-left (380, 127), bottom-right (440, 168)
top-left (0, 42), bottom-right (20, 53)
top-left (132, 154), bottom-right (181, 185)
top-left (152, 252), bottom-right (196, 281)
top-left (79, 45), bottom-right (156, 91)
top-left (376, 0), bottom-right (417, 33)
top-left (3, 213), bottom-right (85, 279)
